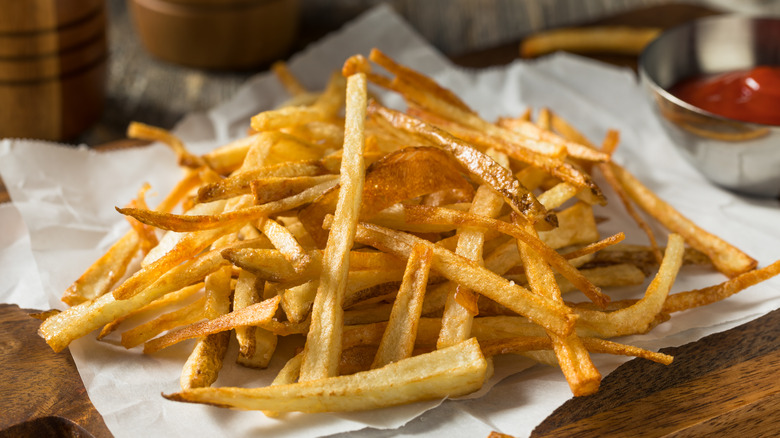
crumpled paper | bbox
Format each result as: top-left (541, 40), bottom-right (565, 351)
top-left (2, 4), bottom-right (780, 438)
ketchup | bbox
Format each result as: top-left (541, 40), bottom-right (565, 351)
top-left (668, 66), bottom-right (780, 126)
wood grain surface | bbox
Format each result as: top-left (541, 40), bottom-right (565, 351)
top-left (0, 304), bottom-right (111, 438)
top-left (531, 308), bottom-right (780, 437)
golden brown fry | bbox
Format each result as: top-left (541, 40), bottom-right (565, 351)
top-left (300, 73), bottom-right (368, 381)
top-left (298, 146), bottom-right (475, 246)
top-left (403, 205), bottom-right (607, 307)
top-left (516, 217), bottom-right (601, 397)
top-left (198, 159), bottom-right (330, 204)
top-left (369, 48), bottom-right (476, 115)
top-left (664, 258), bottom-right (780, 313)
top-left (143, 296), bottom-right (284, 354)
top-left (121, 295), bottom-right (207, 349)
top-left (180, 331), bottom-right (230, 390)
top-left (164, 338), bottom-right (488, 413)
top-left (480, 336), bottom-right (672, 365)
top-left (352, 221), bottom-right (577, 338)
top-left (372, 244), bottom-right (433, 368)
top-left (118, 179), bottom-right (339, 233)
top-left (560, 232), bottom-right (625, 260)
top-left (234, 270), bottom-right (277, 369)
top-left (439, 163), bottom-right (511, 348)
top-left (575, 234), bottom-right (684, 338)
top-left (369, 102), bottom-right (557, 229)
top-left (420, 112), bottom-right (605, 205)
top-left (271, 60), bottom-right (308, 96)
top-left (610, 163), bottom-right (757, 277)
top-left (62, 231), bottom-right (141, 306)
top-left (251, 175), bottom-right (339, 204)
top-left (97, 282), bottom-right (204, 340)
top-left (127, 122), bottom-right (206, 169)
top-left (520, 26), bottom-right (662, 58)
top-left (258, 217), bottom-right (311, 273)
top-left (40, 246), bottom-right (231, 352)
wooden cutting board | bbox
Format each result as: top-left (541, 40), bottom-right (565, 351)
top-left (0, 304), bottom-right (112, 438)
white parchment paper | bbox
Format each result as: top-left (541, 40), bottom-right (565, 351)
top-left (2, 5), bottom-right (780, 438)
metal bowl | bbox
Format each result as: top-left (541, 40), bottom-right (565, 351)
top-left (639, 15), bottom-right (780, 198)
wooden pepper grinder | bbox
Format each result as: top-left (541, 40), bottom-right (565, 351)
top-left (0, 0), bottom-right (107, 141)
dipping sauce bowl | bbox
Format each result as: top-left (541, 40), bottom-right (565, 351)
top-left (639, 15), bottom-right (780, 198)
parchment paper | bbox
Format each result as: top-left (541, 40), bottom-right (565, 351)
top-left (2, 5), bottom-right (780, 438)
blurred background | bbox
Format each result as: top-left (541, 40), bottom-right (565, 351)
top-left (4, 0), bottom-right (779, 146)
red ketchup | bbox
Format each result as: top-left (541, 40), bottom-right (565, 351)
top-left (668, 66), bottom-right (780, 126)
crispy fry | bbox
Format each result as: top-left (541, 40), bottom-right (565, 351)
top-left (664, 258), bottom-right (780, 313)
top-left (520, 26), bottom-right (662, 58)
top-left (118, 179), bottom-right (338, 233)
top-left (164, 338), bottom-right (488, 413)
top-left (351, 221), bottom-right (577, 338)
top-left (128, 122), bottom-right (206, 169)
top-left (143, 295), bottom-right (285, 354)
top-left (610, 163), bottom-right (757, 277)
top-left (372, 244), bottom-right (432, 368)
top-left (402, 205), bottom-right (607, 307)
top-left (516, 217), bottom-right (601, 396)
top-left (439, 169), bottom-right (508, 348)
top-left (575, 234), bottom-right (684, 338)
top-left (369, 102), bottom-right (557, 229)
top-left (300, 73), bottom-right (368, 381)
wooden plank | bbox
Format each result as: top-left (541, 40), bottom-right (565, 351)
top-left (532, 308), bottom-right (780, 437)
top-left (0, 304), bottom-right (112, 437)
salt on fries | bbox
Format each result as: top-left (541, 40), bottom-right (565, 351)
top-left (38, 48), bottom-right (779, 419)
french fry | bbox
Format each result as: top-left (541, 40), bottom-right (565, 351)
top-left (117, 179), bottom-right (339, 233)
top-left (520, 26), bottom-right (662, 58)
top-left (515, 217), bottom-right (601, 396)
top-left (165, 338), bottom-right (488, 413)
top-left (40, 245), bottom-right (231, 352)
top-left (97, 282), bottom-right (204, 340)
top-left (128, 121), bottom-right (206, 169)
top-left (121, 295), bottom-right (207, 349)
top-left (351, 221), bottom-right (577, 338)
top-left (610, 163), bottom-right (757, 277)
top-left (403, 205), bottom-right (608, 307)
top-left (300, 73), bottom-right (368, 381)
top-left (144, 295), bottom-right (286, 354)
top-left (233, 269), bottom-right (277, 369)
top-left (439, 157), bottom-right (511, 348)
top-left (271, 60), bottom-right (308, 96)
top-left (372, 244), bottom-right (433, 368)
top-left (61, 231), bottom-right (141, 306)
top-left (575, 234), bottom-right (685, 338)
top-left (180, 331), bottom-right (230, 390)
top-left (197, 159), bottom-right (330, 204)
top-left (664, 258), bottom-right (780, 313)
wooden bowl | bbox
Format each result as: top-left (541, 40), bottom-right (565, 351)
top-left (0, 1), bottom-right (106, 141)
top-left (127, 0), bottom-right (300, 70)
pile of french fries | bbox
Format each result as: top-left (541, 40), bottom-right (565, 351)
top-left (37, 49), bottom-right (780, 416)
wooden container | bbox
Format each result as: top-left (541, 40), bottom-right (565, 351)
top-left (128, 0), bottom-right (300, 70)
top-left (0, 0), bottom-right (107, 141)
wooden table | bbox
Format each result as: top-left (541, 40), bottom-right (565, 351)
top-left (5, 3), bottom-right (780, 438)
